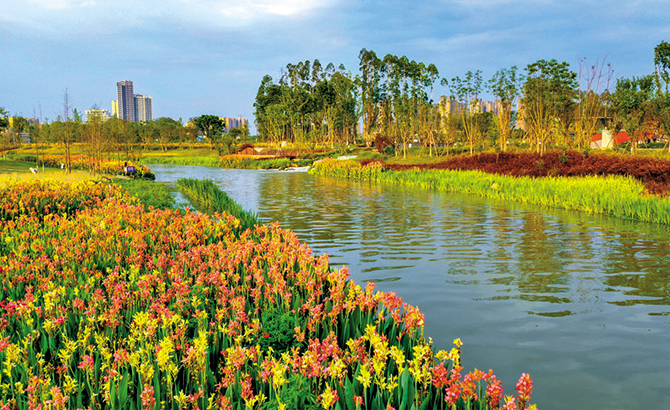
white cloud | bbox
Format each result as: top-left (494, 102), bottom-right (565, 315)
top-left (24, 0), bottom-right (96, 9)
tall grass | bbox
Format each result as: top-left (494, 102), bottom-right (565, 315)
top-left (143, 155), bottom-right (314, 169)
top-left (142, 156), bottom-right (223, 167)
top-left (310, 158), bottom-right (670, 225)
top-left (176, 178), bottom-right (261, 230)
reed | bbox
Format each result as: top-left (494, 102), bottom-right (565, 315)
top-left (176, 178), bottom-right (261, 230)
top-left (310, 158), bottom-right (670, 225)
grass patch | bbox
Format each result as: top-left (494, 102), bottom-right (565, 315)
top-left (105, 179), bottom-right (176, 210)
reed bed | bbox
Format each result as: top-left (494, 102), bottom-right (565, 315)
top-left (176, 178), bottom-right (261, 230)
top-left (310, 158), bottom-right (670, 225)
top-left (0, 180), bottom-right (536, 410)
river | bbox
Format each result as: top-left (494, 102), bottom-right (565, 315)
top-left (152, 164), bottom-right (670, 410)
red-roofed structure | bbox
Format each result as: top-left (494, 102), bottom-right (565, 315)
top-left (590, 130), bottom-right (630, 148)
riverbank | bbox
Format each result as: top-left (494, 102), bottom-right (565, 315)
top-left (310, 157), bottom-right (670, 225)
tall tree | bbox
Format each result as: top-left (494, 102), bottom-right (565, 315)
top-left (521, 59), bottom-right (577, 154)
top-left (653, 40), bottom-right (670, 151)
top-left (358, 48), bottom-right (383, 146)
top-left (451, 70), bottom-right (483, 155)
top-left (0, 107), bottom-right (9, 136)
top-left (573, 58), bottom-right (614, 149)
top-left (610, 75), bottom-right (656, 152)
top-left (488, 66), bottom-right (522, 151)
top-left (193, 115), bottom-right (227, 154)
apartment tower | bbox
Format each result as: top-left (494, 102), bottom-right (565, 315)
top-left (135, 95), bottom-right (152, 122)
top-left (116, 80), bottom-right (136, 122)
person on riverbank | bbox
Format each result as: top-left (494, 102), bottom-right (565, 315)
top-left (124, 162), bottom-right (136, 177)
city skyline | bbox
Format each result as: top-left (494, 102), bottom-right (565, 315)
top-left (2, 0), bottom-right (669, 132)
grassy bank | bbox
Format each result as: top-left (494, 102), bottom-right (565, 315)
top-left (176, 178), bottom-right (261, 230)
top-left (310, 158), bottom-right (670, 225)
top-left (0, 179), bottom-right (537, 410)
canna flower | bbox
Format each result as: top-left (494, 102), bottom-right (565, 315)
top-left (140, 384), bottom-right (156, 410)
top-left (516, 373), bottom-right (533, 409)
top-left (319, 385), bottom-right (338, 409)
top-left (502, 395), bottom-right (517, 410)
top-left (357, 364), bottom-right (372, 389)
top-left (77, 355), bottom-right (94, 372)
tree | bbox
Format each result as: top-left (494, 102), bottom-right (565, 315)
top-left (488, 66), bottom-right (523, 151)
top-left (653, 41), bottom-right (670, 151)
top-left (193, 115), bottom-right (227, 154)
top-left (82, 110), bottom-right (105, 173)
top-left (58, 89), bottom-right (76, 173)
top-left (573, 58), bottom-right (614, 149)
top-left (521, 59), bottom-right (578, 154)
top-left (358, 48), bottom-right (383, 146)
top-left (450, 70), bottom-right (483, 155)
top-left (155, 117), bottom-right (181, 151)
top-left (610, 75), bottom-right (656, 152)
top-left (0, 107), bottom-right (9, 135)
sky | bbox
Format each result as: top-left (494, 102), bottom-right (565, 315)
top-left (2, 0), bottom-right (670, 132)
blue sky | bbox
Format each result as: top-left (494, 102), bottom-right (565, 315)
top-left (1, 0), bottom-right (669, 132)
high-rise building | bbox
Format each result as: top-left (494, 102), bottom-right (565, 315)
top-left (116, 80), bottom-right (136, 122)
top-left (222, 117), bottom-right (249, 133)
top-left (135, 95), bottom-right (152, 122)
top-left (111, 100), bottom-right (119, 118)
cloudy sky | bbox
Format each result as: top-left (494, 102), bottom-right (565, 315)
top-left (1, 0), bottom-right (669, 131)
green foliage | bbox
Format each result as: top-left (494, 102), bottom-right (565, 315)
top-left (610, 75), bottom-right (656, 150)
top-left (257, 307), bottom-right (306, 354)
top-left (522, 59), bottom-right (578, 154)
top-left (193, 114), bottom-right (227, 154)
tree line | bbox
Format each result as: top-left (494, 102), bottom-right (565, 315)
top-left (0, 105), bottom-right (249, 172)
top-left (254, 42), bottom-right (670, 155)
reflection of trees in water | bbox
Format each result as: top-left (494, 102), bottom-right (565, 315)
top-left (602, 234), bottom-right (670, 309)
top-left (254, 171), bottom-right (670, 315)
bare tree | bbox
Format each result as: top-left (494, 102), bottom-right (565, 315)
top-left (573, 57), bottom-right (614, 149)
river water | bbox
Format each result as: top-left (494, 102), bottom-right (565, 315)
top-left (152, 164), bottom-right (670, 410)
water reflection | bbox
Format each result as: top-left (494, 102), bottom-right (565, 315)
top-left (152, 164), bottom-right (670, 410)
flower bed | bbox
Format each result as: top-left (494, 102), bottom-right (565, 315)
top-left (0, 181), bottom-right (536, 409)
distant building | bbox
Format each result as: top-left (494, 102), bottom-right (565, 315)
top-left (135, 95), bottom-right (152, 122)
top-left (222, 117), bottom-right (249, 133)
top-left (85, 109), bottom-right (111, 122)
top-left (438, 96), bottom-right (464, 116)
top-left (112, 100), bottom-right (119, 118)
top-left (515, 100), bottom-right (526, 130)
top-left (116, 80), bottom-right (136, 122)
top-left (469, 98), bottom-right (482, 114)
top-left (481, 100), bottom-right (500, 115)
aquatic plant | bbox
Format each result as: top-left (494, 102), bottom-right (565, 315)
top-left (176, 178), bottom-right (261, 231)
top-left (310, 158), bottom-right (670, 225)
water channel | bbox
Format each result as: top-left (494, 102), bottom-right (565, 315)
top-left (152, 164), bottom-right (670, 410)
